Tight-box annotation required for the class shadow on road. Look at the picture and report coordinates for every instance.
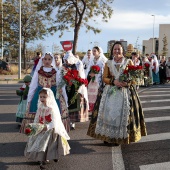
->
[69,140,95,154]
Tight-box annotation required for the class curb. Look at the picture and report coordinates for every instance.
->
[0,80,24,84]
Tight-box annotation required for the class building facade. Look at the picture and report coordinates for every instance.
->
[159,24,170,57]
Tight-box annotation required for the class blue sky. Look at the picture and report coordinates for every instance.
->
[29,0,170,53]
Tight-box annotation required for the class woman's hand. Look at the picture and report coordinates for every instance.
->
[42,125,47,132]
[114,79,127,88]
[89,73,95,77]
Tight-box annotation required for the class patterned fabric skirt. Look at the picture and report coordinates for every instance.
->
[88,81,99,112]
[166,67,170,80]
[69,95,89,123]
[16,100,27,123]
[87,85,147,145]
[24,129,70,161]
[59,95,70,133]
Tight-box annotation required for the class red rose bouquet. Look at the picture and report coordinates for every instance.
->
[63,69,88,89]
[24,123,45,136]
[144,63,150,68]
[119,65,143,83]
[63,69,88,104]
[90,65,100,82]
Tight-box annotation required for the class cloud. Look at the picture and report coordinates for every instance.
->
[94,10,170,30]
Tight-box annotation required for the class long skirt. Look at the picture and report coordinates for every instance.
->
[88,81,99,112]
[67,85,88,123]
[16,100,27,123]
[152,71,160,84]
[166,67,170,80]
[59,95,70,133]
[24,129,70,161]
[87,85,147,145]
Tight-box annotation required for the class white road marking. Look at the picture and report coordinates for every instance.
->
[143,106,170,111]
[145,116,170,122]
[138,132,170,143]
[141,99,170,103]
[140,162,170,170]
[142,91,170,93]
[139,94,170,97]
[112,146,125,170]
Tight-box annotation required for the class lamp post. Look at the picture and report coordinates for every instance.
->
[1,0,3,59]
[151,15,155,53]
[18,0,21,79]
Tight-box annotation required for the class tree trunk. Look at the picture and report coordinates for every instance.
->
[72,25,80,55]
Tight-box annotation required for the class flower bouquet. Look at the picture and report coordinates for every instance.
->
[119,65,143,83]
[144,63,150,68]
[90,65,100,82]
[25,123,45,136]
[63,69,88,104]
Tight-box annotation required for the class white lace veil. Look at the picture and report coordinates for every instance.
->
[82,50,94,64]
[37,88,70,140]
[35,52,56,72]
[152,54,159,73]
[64,51,78,65]
[98,47,108,62]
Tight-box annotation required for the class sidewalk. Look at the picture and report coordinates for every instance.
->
[0,74,25,84]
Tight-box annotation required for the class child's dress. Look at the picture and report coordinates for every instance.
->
[16,84,29,124]
[24,106,70,161]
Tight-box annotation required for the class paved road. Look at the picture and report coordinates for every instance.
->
[0,84,170,170]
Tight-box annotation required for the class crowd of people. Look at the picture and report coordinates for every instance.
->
[14,41,170,169]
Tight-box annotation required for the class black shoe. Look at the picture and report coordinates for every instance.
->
[54,159,59,163]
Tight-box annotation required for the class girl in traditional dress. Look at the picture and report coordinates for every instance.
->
[64,51,89,129]
[151,54,160,84]
[16,75,32,125]
[86,46,107,112]
[88,41,147,145]
[166,57,170,81]
[54,53,70,132]
[82,49,94,77]
[24,88,70,169]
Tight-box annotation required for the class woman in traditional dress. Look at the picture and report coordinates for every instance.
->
[64,51,89,129]
[151,54,160,84]
[88,41,147,145]
[54,53,70,132]
[86,46,107,112]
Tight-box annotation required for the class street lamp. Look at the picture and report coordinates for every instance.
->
[151,15,155,53]
[1,0,3,59]
[18,0,21,79]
